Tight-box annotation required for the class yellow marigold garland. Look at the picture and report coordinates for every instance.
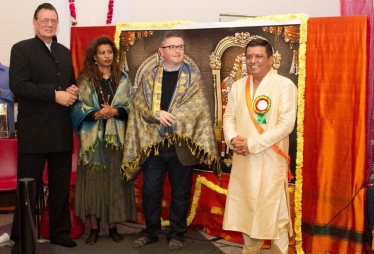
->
[294,14,308,254]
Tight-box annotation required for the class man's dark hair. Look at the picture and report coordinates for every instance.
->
[159,31,184,47]
[33,3,58,20]
[245,38,273,58]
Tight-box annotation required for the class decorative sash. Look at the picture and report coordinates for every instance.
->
[152,66,164,119]
[245,76,293,181]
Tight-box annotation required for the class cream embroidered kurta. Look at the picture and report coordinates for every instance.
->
[222,69,297,239]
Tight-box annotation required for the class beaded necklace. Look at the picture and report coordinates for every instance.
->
[99,78,114,105]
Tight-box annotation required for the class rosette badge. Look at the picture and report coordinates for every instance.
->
[253,95,271,124]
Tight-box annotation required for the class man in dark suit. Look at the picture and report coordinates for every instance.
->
[9,3,78,253]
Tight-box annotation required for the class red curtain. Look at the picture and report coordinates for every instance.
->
[302,16,368,253]
[70,26,115,78]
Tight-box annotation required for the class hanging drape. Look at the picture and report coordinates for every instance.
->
[302,16,368,253]
[341,0,374,181]
[70,26,116,78]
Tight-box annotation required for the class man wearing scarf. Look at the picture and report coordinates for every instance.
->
[122,31,220,251]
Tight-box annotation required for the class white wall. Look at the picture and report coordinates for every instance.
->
[0,0,70,66]
[74,0,131,25]
[0,0,35,67]
[0,0,340,66]
[128,0,340,23]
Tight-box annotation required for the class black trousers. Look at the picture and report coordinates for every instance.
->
[10,151,72,241]
[141,145,193,242]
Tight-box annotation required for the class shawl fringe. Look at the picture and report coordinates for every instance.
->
[121,134,221,181]
[78,135,121,171]
[105,134,123,150]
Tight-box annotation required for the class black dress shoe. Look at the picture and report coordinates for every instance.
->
[51,235,77,248]
[11,241,20,254]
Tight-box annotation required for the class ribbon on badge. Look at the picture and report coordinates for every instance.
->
[253,95,271,124]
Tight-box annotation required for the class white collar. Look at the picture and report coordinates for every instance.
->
[163,64,180,72]
[45,42,52,51]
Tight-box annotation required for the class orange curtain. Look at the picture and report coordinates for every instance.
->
[302,16,368,253]
[70,26,116,78]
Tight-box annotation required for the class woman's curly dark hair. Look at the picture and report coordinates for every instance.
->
[77,36,122,89]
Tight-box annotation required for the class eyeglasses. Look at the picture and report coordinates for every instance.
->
[161,45,185,51]
[38,18,59,25]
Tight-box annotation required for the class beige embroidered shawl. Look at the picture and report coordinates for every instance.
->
[121,62,221,180]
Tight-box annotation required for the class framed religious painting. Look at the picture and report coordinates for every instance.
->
[115,15,307,252]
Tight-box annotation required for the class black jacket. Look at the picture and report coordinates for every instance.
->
[10,36,76,153]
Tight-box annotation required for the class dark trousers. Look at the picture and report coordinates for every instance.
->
[141,145,193,242]
[11,151,72,241]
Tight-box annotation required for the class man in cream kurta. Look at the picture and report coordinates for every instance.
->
[223,38,297,254]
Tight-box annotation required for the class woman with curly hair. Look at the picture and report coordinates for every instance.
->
[72,36,136,245]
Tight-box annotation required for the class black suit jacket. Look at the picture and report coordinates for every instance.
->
[10,36,75,153]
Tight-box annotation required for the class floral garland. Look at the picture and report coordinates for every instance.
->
[106,0,114,25]
[68,0,77,26]
[294,14,308,254]
[221,53,243,157]
[221,53,243,113]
